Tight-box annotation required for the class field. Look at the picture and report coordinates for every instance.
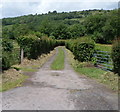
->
[95,44,112,52]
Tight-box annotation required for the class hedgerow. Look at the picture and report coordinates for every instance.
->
[2,39,18,70]
[17,34,65,59]
[65,37,95,62]
[111,38,120,75]
[2,49,20,70]
[2,34,65,70]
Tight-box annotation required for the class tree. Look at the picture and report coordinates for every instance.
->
[102,10,120,43]
[2,39,13,52]
[68,24,85,38]
[51,23,70,39]
[39,19,52,36]
[13,24,30,38]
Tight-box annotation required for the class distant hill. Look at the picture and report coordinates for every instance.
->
[2,9,119,43]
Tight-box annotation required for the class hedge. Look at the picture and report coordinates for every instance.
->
[111,38,120,75]
[65,37,95,62]
[2,34,65,70]
[2,49,20,70]
[17,35,65,59]
[2,39,20,70]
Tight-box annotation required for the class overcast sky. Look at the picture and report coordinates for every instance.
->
[0,0,119,18]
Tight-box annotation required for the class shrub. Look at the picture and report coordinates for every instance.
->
[65,37,95,62]
[17,34,62,59]
[73,42,95,62]
[2,56,10,70]
[2,39,13,52]
[2,52,12,70]
[111,38,120,75]
[2,39,20,70]
[2,48,20,70]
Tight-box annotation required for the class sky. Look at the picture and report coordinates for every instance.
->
[0,0,119,18]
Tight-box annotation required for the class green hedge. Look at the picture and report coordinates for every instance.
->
[2,34,65,70]
[2,39,20,70]
[66,37,95,62]
[17,35,65,59]
[2,49,20,70]
[111,38,120,75]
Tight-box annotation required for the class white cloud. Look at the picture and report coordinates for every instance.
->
[1,0,119,18]
[2,0,120,2]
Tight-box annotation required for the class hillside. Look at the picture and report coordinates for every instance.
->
[2,9,119,43]
[2,9,120,72]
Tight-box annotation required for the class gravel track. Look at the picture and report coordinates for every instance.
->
[2,47,118,110]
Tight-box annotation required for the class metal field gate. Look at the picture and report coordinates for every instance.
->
[93,50,113,71]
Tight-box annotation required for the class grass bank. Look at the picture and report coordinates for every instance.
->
[51,47,65,70]
[0,69,28,92]
[66,48,118,91]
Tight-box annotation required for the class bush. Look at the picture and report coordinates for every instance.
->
[65,37,95,62]
[2,39,13,52]
[2,52,12,70]
[2,48,20,70]
[73,42,95,62]
[17,35,63,59]
[2,39,20,70]
[2,56,10,70]
[111,38,120,75]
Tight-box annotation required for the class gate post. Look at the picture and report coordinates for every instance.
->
[20,48,24,64]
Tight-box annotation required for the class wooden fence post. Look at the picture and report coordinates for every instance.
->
[20,48,24,64]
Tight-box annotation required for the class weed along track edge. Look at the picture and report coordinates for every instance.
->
[51,47,65,70]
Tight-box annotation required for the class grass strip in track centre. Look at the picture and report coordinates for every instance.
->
[51,47,65,70]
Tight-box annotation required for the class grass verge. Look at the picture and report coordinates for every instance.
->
[1,75,28,92]
[66,48,118,91]
[1,49,56,92]
[51,47,65,70]
[0,69,28,92]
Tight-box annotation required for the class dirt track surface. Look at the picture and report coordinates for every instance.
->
[2,47,118,110]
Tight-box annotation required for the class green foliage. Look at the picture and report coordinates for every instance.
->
[2,9,119,71]
[68,24,85,38]
[2,9,119,43]
[2,52,11,70]
[2,39,13,51]
[51,23,70,39]
[84,10,120,43]
[17,34,63,59]
[2,48,20,70]
[66,37,95,62]
[111,38,120,75]
[102,10,120,43]
[74,43,95,62]
[2,39,20,70]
